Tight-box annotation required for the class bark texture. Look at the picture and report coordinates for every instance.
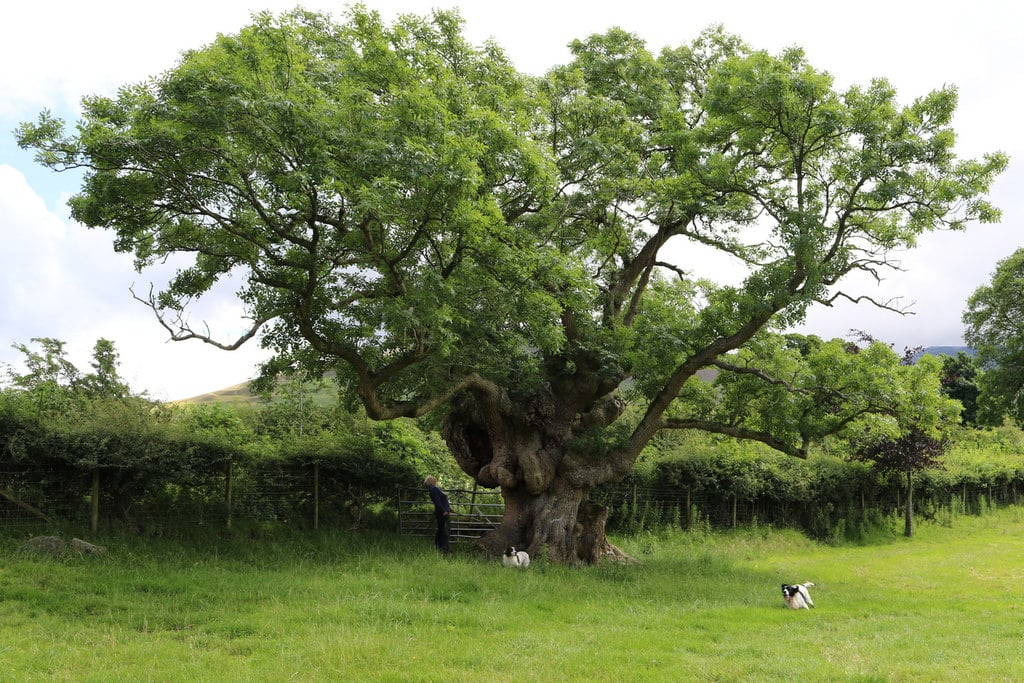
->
[441,386,631,565]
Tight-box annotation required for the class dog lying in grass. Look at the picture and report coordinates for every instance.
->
[781,582,815,609]
[502,545,530,568]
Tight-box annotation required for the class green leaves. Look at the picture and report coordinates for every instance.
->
[963,249,1024,427]
[4,337,136,409]
[664,335,962,458]
[16,9,1004,459]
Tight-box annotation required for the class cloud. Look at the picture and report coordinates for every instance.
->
[0,164,270,400]
[0,166,89,332]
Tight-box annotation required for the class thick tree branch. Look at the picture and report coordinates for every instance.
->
[710,358,809,393]
[663,418,809,458]
[360,371,504,421]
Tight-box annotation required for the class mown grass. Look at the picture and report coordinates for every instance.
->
[3,509,1024,682]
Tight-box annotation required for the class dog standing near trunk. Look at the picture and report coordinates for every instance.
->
[503,545,530,568]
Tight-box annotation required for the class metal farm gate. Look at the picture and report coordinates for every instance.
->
[398,486,503,543]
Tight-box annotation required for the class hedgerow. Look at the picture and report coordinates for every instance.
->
[600,427,1024,540]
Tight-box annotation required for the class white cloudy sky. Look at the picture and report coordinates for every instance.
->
[1,0,1020,400]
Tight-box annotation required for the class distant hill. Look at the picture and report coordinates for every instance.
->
[174,374,340,406]
[175,381,260,405]
[913,346,976,362]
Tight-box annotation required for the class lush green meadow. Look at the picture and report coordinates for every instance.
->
[3,509,1024,682]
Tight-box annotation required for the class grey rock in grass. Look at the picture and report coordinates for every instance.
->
[70,538,107,555]
[21,536,107,557]
[21,535,67,557]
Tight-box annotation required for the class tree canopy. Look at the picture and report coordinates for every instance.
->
[964,249,1024,426]
[4,337,135,409]
[17,7,1005,562]
[939,351,981,425]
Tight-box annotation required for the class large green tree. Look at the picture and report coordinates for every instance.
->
[18,8,1005,563]
[964,249,1024,426]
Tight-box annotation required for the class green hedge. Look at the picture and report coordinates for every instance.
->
[0,392,429,532]
[598,427,1024,540]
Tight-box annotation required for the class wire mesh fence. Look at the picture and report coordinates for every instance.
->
[0,465,397,537]
[3,467,1021,541]
[594,479,1024,538]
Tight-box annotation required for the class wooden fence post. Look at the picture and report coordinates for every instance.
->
[91,470,100,533]
[313,462,320,531]
[685,487,691,528]
[224,460,233,530]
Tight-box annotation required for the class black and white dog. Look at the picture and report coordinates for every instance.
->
[781,582,815,610]
[502,545,530,568]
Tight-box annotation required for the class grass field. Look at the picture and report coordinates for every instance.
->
[3,509,1024,682]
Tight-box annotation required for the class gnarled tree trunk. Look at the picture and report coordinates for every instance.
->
[481,478,619,564]
[441,387,632,565]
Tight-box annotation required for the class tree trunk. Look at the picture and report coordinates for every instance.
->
[476,477,625,565]
[904,469,914,538]
[441,389,632,565]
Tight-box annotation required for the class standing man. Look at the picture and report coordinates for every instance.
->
[424,476,451,554]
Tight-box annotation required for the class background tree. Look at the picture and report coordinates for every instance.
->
[4,338,81,413]
[939,352,981,425]
[4,337,135,407]
[843,347,957,538]
[964,249,1024,426]
[17,8,1005,563]
[853,429,946,537]
[79,339,134,400]
[252,369,339,440]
